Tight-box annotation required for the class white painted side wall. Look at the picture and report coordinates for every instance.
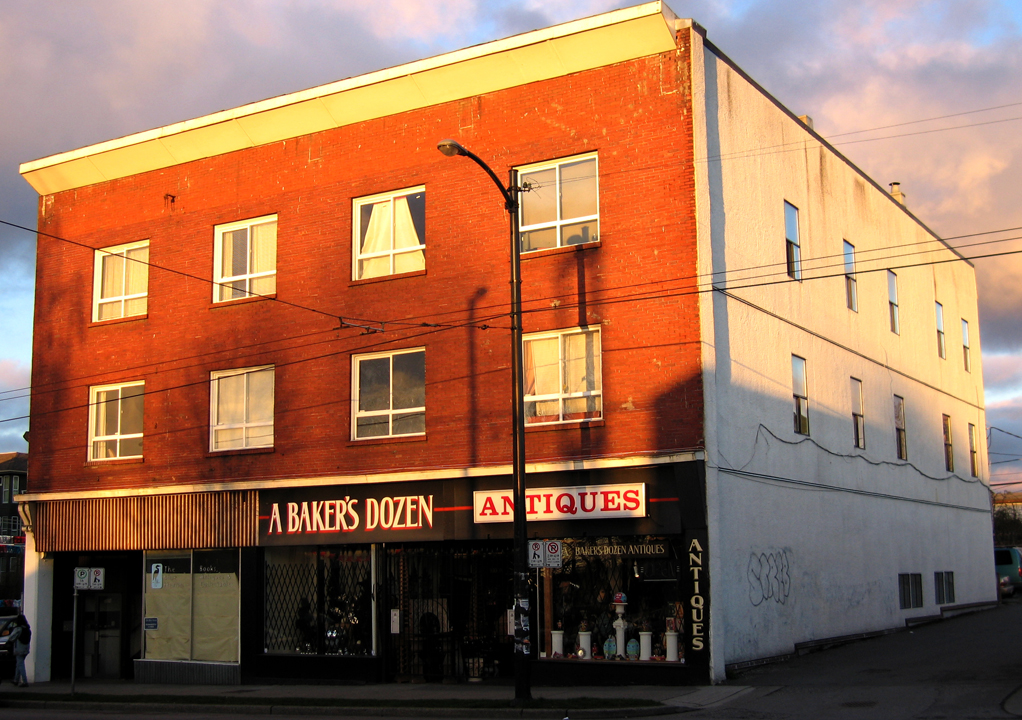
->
[691,28,994,670]
[22,532,54,682]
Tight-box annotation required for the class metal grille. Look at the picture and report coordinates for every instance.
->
[384,542,513,681]
[264,546,373,656]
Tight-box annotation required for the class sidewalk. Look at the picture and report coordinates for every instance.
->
[0,678,750,718]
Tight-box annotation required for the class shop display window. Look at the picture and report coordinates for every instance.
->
[143,549,240,663]
[537,536,685,662]
[264,546,375,656]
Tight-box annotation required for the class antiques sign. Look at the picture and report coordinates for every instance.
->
[473,483,645,524]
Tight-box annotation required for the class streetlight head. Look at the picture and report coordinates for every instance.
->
[437,139,467,157]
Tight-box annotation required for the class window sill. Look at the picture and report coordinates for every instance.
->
[521,241,600,260]
[347,434,426,447]
[209,294,276,309]
[350,269,426,286]
[525,419,604,433]
[89,314,148,328]
[85,457,144,467]
[207,446,275,458]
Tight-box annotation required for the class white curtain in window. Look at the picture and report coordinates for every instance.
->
[393,196,425,273]
[524,337,559,396]
[251,222,277,295]
[101,253,125,300]
[360,201,392,278]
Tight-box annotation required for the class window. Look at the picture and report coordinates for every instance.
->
[353,187,425,280]
[899,573,923,609]
[851,377,865,449]
[784,201,801,280]
[962,319,971,372]
[518,154,598,253]
[934,571,955,605]
[93,240,149,321]
[888,271,899,335]
[213,215,277,302]
[353,349,425,439]
[11,477,18,498]
[843,240,857,311]
[89,382,144,460]
[942,414,954,472]
[524,328,602,425]
[969,423,979,477]
[1,476,7,504]
[935,302,946,359]
[210,367,274,451]
[894,395,907,460]
[264,546,374,657]
[144,550,240,663]
[792,355,809,436]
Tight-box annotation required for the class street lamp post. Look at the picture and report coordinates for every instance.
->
[437,139,531,704]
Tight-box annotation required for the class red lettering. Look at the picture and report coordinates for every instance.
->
[556,493,577,514]
[543,493,554,514]
[526,493,540,515]
[480,497,498,516]
[601,491,621,511]
[623,488,640,512]
[501,496,515,516]
[580,492,599,513]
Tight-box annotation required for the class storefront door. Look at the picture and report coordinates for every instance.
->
[82,593,122,678]
[383,542,513,681]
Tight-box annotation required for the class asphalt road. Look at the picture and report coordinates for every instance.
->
[684,597,1022,719]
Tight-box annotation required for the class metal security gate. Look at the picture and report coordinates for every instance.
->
[383,541,513,681]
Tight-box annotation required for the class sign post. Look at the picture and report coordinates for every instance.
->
[71,567,103,696]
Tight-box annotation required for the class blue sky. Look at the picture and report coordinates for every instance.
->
[1,0,1021,483]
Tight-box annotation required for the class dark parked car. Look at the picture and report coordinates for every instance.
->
[995,547,1022,594]
[0,615,17,678]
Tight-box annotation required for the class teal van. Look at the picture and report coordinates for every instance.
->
[995,547,1022,594]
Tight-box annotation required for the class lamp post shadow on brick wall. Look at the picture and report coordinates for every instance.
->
[437,139,531,704]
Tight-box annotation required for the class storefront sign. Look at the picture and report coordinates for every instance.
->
[573,540,669,557]
[473,483,645,524]
[260,481,447,545]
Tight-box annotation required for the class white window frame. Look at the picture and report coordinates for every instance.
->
[88,381,145,461]
[888,271,900,335]
[935,302,946,359]
[210,366,275,452]
[784,201,801,280]
[851,377,865,449]
[213,215,277,303]
[962,319,971,373]
[518,153,599,253]
[969,423,979,477]
[1,476,7,504]
[942,413,954,472]
[792,355,809,435]
[523,327,603,426]
[352,348,426,440]
[352,186,426,280]
[843,240,857,311]
[894,394,908,460]
[92,240,150,322]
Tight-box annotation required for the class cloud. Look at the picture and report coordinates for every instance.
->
[0,359,30,453]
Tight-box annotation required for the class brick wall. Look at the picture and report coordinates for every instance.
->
[29,39,703,493]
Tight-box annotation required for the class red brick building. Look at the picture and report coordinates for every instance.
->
[18,1,993,686]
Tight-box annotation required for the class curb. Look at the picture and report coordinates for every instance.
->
[0,698,683,718]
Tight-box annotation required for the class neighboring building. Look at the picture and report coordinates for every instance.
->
[0,452,27,612]
[18,2,991,685]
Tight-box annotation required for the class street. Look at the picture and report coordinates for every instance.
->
[683,597,1022,719]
